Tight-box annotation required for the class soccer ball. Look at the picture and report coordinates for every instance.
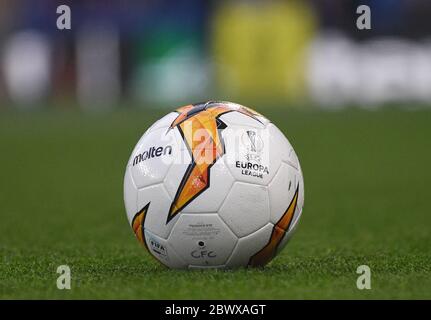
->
[123,101,304,269]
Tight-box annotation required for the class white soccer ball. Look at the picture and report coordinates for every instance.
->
[123,101,304,269]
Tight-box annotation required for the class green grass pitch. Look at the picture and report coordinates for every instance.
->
[0,107,430,299]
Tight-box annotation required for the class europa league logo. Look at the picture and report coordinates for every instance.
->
[242,130,264,162]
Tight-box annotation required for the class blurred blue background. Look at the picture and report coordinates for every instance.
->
[1,0,431,111]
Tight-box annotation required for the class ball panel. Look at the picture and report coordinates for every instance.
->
[219,111,266,129]
[273,171,304,255]
[136,183,178,239]
[168,157,234,213]
[123,166,137,225]
[268,162,298,225]
[216,101,270,126]
[167,213,238,267]
[144,229,188,269]
[275,207,302,256]
[164,117,235,214]
[129,127,178,189]
[218,182,270,238]
[267,123,299,168]
[128,113,178,159]
[146,112,178,133]
[225,223,273,268]
[287,149,300,170]
[296,167,305,222]
[163,127,193,199]
[287,169,304,234]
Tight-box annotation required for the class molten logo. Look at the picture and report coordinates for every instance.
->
[133,145,172,166]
